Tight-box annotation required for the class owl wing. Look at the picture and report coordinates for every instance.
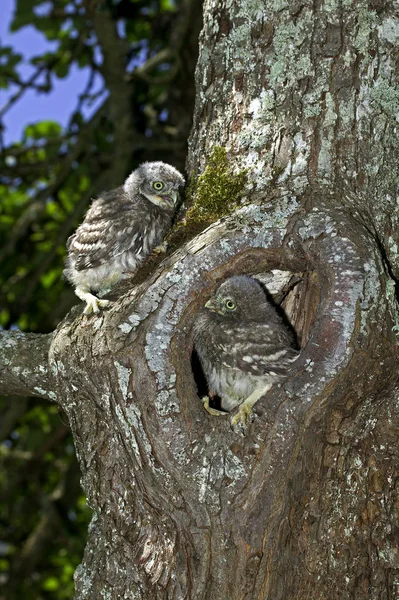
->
[72,218,146,271]
[219,323,298,376]
[68,192,150,271]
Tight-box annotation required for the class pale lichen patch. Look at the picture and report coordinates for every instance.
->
[33,386,57,401]
[378,17,399,43]
[224,449,246,482]
[128,313,142,327]
[114,362,131,398]
[118,322,133,334]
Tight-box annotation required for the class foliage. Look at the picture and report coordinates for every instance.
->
[0,398,90,600]
[0,0,200,597]
[0,0,196,333]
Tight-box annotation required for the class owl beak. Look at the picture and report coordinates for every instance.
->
[158,191,178,208]
[170,190,179,204]
[205,297,219,312]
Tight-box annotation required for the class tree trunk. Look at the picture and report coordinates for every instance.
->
[1,1,399,598]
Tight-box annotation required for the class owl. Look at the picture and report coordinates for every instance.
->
[64,161,185,314]
[194,276,299,431]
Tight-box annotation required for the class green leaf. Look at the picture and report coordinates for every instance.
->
[30,51,58,67]
[17,313,29,330]
[34,17,61,40]
[7,52,23,68]
[0,47,23,85]
[0,46,15,56]
[77,46,93,68]
[0,309,10,326]
[45,201,64,221]
[53,47,73,78]
[42,576,60,591]
[23,120,62,140]
[125,19,151,42]
[10,0,34,32]
[40,269,61,290]
[0,47,23,65]
[160,0,176,11]
[0,216,14,225]
[54,60,70,78]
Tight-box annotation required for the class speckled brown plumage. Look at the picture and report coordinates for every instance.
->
[64,161,184,314]
[194,275,299,431]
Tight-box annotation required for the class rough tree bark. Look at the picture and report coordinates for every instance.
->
[1,1,399,598]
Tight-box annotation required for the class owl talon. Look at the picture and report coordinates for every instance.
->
[152,241,168,255]
[230,404,254,432]
[83,297,110,315]
[202,396,225,417]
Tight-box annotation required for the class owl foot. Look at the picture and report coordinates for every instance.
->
[202,396,225,417]
[83,296,110,315]
[230,404,254,433]
[152,241,168,255]
[75,286,111,315]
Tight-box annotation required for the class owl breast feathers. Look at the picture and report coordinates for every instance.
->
[64,161,184,314]
[194,275,299,431]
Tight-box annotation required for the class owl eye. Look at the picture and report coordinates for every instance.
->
[224,298,236,310]
[153,181,164,191]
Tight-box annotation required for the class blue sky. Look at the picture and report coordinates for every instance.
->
[0,0,104,146]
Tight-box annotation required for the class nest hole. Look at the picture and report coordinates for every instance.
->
[191,349,225,412]
[191,269,320,406]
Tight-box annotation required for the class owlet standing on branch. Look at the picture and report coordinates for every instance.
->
[194,276,299,431]
[64,162,185,314]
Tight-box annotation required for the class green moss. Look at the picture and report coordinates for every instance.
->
[165,147,248,252]
[186,146,248,224]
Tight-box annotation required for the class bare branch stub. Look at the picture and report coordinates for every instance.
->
[0,331,56,400]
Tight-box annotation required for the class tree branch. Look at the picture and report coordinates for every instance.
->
[0,331,57,400]
[0,66,48,118]
[90,4,134,184]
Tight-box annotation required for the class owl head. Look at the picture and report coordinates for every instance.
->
[124,161,185,210]
[204,276,278,322]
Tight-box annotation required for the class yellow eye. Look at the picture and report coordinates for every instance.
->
[153,181,164,191]
[225,299,236,310]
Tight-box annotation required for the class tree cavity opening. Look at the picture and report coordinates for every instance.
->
[190,268,320,406]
